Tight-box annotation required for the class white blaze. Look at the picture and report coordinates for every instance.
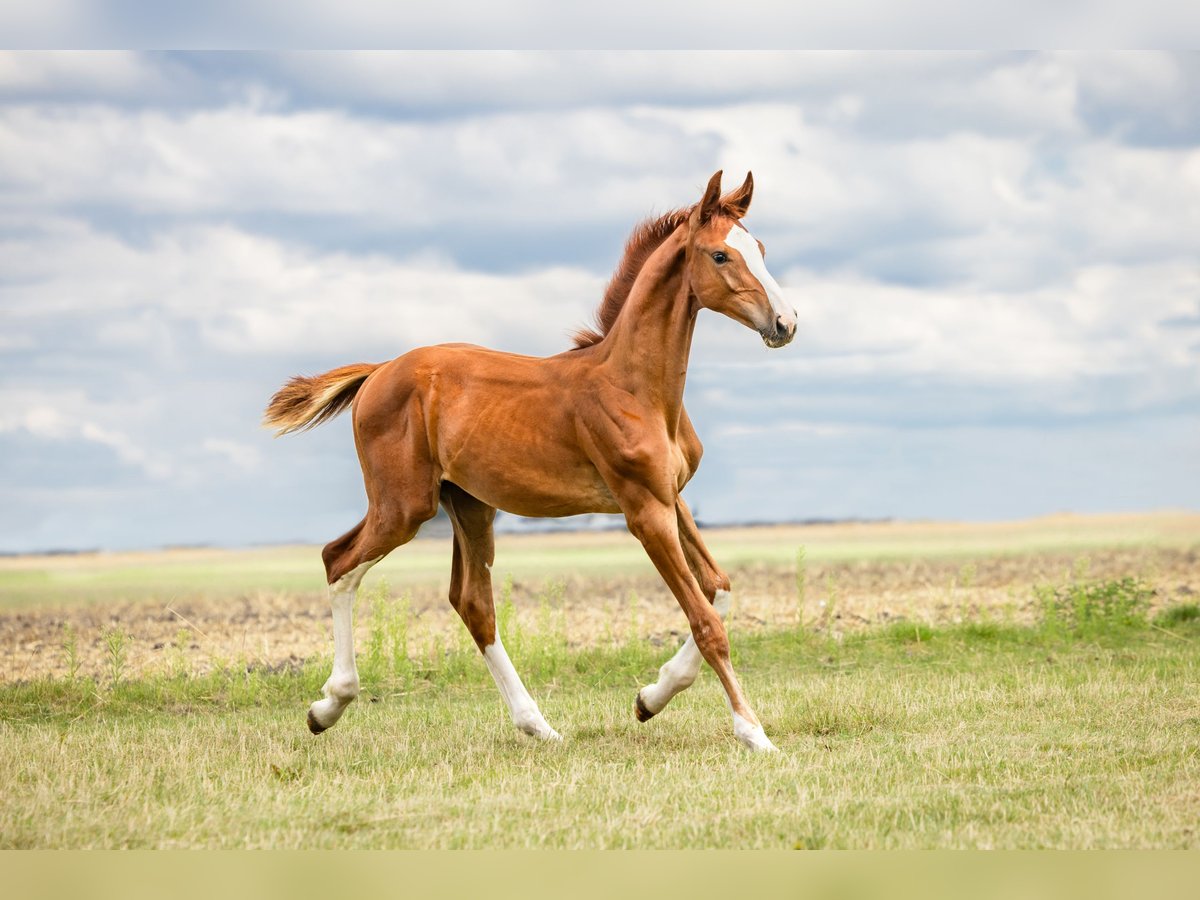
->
[723,224,794,325]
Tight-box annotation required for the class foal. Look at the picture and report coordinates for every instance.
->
[265,171,796,752]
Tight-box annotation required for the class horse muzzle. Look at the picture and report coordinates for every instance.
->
[760,313,797,349]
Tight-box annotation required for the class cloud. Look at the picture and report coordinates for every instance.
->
[0,51,165,97]
[0,217,605,358]
[684,260,1200,454]
[1,51,1198,550]
[0,402,172,480]
[0,218,613,550]
[202,437,263,472]
[7,52,1195,148]
[5,67,1197,294]
[7,6,1192,53]
[0,101,707,224]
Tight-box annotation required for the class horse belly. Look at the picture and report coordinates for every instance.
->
[436,403,621,517]
[449,453,621,518]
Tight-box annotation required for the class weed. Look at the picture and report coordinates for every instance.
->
[795,545,808,627]
[60,623,80,682]
[167,627,193,677]
[1072,556,1092,583]
[791,703,894,738]
[880,620,936,645]
[443,620,476,682]
[101,625,128,684]
[362,582,413,690]
[1035,577,1152,637]
[958,562,977,591]
[1155,603,1199,627]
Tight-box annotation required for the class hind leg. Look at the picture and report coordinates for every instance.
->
[306,523,381,735]
[307,424,441,734]
[441,482,560,741]
[636,497,734,722]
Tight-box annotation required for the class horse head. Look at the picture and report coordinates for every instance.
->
[686,170,797,349]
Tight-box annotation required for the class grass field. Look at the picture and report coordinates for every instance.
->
[2,512,1199,848]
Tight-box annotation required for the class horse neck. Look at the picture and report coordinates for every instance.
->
[599,230,695,429]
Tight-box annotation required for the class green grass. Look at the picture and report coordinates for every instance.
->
[3,593,1198,849]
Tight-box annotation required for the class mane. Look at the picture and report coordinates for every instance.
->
[571,206,692,349]
[572,197,747,349]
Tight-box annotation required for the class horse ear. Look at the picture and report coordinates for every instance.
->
[698,170,723,223]
[724,171,753,218]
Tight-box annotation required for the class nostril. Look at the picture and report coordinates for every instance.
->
[775,315,792,334]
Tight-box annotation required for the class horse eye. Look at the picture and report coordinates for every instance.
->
[711,251,727,264]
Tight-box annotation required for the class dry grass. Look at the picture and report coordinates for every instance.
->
[2,623,1197,849]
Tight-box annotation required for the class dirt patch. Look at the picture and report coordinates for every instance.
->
[3,543,1195,682]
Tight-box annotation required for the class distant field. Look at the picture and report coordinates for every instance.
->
[2,511,1198,848]
[2,510,1197,608]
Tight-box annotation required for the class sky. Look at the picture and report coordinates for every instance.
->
[1,51,1198,552]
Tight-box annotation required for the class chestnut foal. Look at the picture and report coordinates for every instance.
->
[264,171,796,752]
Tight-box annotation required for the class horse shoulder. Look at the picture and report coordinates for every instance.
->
[575,379,677,493]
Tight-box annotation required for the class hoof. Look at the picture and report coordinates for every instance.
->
[306,709,328,735]
[634,692,656,723]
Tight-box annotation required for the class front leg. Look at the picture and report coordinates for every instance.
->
[621,491,776,753]
[636,497,733,720]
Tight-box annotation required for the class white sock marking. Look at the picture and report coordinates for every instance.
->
[639,589,732,716]
[733,712,779,753]
[309,556,381,729]
[483,633,561,741]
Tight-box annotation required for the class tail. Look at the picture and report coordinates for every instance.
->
[263,362,381,436]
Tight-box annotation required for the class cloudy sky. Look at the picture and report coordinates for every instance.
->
[1,51,1198,552]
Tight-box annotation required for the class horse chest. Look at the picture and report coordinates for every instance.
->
[671,442,691,491]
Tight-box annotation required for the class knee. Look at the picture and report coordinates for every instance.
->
[625,505,673,544]
[692,618,729,661]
